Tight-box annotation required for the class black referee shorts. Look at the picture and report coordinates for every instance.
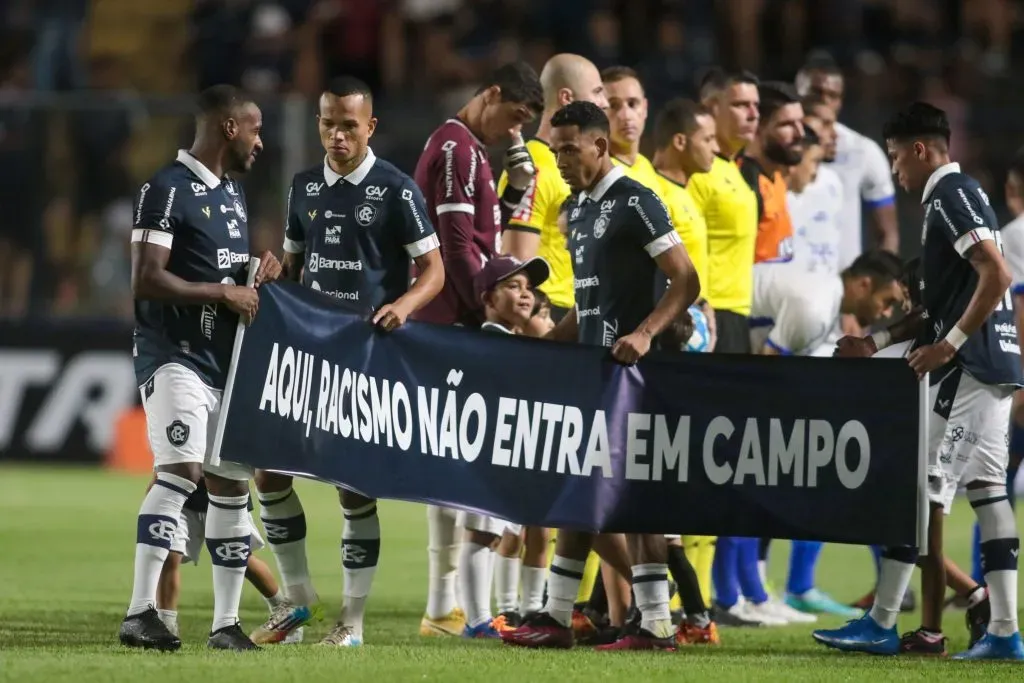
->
[714,309,752,354]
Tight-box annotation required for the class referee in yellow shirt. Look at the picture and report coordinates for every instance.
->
[687,68,760,354]
[498,53,608,322]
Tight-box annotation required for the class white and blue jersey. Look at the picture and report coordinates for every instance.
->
[282,149,439,315]
[917,163,1021,388]
[131,150,252,390]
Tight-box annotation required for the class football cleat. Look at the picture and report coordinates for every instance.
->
[250,601,319,645]
[952,631,1024,660]
[491,612,521,632]
[501,612,574,649]
[675,619,720,646]
[419,607,467,637]
[736,599,787,626]
[463,622,501,639]
[118,608,182,652]
[319,624,363,647]
[966,594,991,648]
[786,589,862,619]
[711,601,761,627]
[208,623,260,650]
[761,597,817,624]
[812,614,899,655]
[898,628,947,656]
[594,626,676,652]
[571,609,598,641]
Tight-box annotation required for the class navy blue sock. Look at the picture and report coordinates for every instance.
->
[737,537,768,603]
[712,537,739,608]
[786,541,823,596]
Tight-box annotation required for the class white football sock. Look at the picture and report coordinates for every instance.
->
[340,501,380,640]
[127,472,196,617]
[869,554,917,629]
[426,505,460,619]
[970,486,1020,637]
[494,554,521,614]
[633,563,673,638]
[264,589,286,612]
[520,565,547,615]
[158,609,179,636]
[459,540,495,628]
[206,493,251,633]
[544,556,585,627]
[259,486,317,606]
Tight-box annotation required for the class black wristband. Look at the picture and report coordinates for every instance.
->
[501,184,526,206]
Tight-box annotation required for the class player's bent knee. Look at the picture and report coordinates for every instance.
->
[156,461,203,483]
[255,469,293,492]
[204,472,249,497]
[339,487,375,508]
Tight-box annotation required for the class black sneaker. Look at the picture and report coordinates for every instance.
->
[899,628,947,655]
[966,594,991,648]
[208,623,260,651]
[119,608,182,652]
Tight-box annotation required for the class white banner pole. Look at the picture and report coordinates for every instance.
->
[917,372,930,555]
[208,257,260,467]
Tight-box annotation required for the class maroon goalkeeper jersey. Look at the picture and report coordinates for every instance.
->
[412,118,502,327]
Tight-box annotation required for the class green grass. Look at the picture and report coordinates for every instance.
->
[0,465,1021,682]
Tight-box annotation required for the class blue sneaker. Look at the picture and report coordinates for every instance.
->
[952,631,1024,660]
[811,614,899,655]
[787,589,863,619]
[463,622,501,639]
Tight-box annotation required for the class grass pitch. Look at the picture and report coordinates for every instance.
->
[1,465,1021,682]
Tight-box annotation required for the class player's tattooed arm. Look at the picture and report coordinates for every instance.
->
[131,242,258,320]
[281,252,304,282]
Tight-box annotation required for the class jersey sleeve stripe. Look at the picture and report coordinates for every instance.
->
[504,222,542,235]
[953,227,994,257]
[644,231,681,258]
[864,195,895,208]
[283,237,305,254]
[437,202,475,215]
[405,233,441,258]
[131,228,173,249]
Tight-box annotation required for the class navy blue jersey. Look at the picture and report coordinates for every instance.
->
[917,163,1021,387]
[283,150,439,314]
[131,151,252,389]
[567,166,682,348]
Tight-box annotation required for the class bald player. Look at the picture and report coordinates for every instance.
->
[499,54,608,322]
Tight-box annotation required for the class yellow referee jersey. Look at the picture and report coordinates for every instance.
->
[497,139,574,309]
[686,155,757,315]
[613,153,661,189]
[655,172,709,291]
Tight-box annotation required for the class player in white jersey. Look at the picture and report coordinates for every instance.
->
[795,56,897,270]
[749,250,903,356]
[788,107,844,277]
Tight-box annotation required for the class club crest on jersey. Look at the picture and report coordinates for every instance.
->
[593,214,609,239]
[201,206,211,219]
[191,182,207,197]
[355,203,378,226]
[365,185,388,200]
[166,420,189,447]
[233,199,247,221]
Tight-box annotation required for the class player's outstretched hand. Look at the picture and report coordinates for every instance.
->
[907,340,955,380]
[611,330,652,365]
[222,285,259,325]
[833,335,876,358]
[504,127,536,191]
[372,302,410,333]
[254,251,283,286]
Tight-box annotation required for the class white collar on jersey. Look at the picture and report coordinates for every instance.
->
[176,149,222,189]
[324,148,377,187]
[921,162,961,204]
[580,164,625,204]
[480,321,515,335]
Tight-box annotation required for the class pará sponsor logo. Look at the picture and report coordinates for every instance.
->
[226,219,241,239]
[575,276,600,289]
[325,225,342,244]
[217,248,250,269]
[307,252,362,273]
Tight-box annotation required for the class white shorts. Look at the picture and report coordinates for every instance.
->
[170,507,266,565]
[928,368,1013,513]
[457,511,520,537]
[140,363,253,482]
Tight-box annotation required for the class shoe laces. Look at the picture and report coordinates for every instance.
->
[321,623,356,645]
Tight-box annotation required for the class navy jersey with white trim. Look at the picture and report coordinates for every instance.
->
[283,149,439,314]
[131,150,251,389]
[568,166,682,348]
[918,163,1021,386]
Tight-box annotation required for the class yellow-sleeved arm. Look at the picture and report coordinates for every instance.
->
[685,171,713,214]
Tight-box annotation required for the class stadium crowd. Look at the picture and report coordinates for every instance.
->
[4,0,1024,664]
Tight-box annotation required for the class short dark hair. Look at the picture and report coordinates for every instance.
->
[699,67,759,101]
[550,101,609,135]
[758,81,800,123]
[844,249,904,288]
[478,61,544,114]
[802,125,820,147]
[798,52,842,78]
[654,98,711,149]
[1008,146,1024,182]
[882,102,951,145]
[197,85,253,118]
[801,92,830,114]
[601,65,640,85]
[531,289,551,317]
[325,76,373,102]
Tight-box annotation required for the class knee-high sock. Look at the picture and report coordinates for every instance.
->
[206,493,252,632]
[970,486,1019,637]
[712,537,739,608]
[259,486,316,605]
[127,472,196,616]
[425,505,459,619]
[868,546,918,629]
[632,564,672,638]
[341,501,380,639]
[494,554,520,615]
[544,556,585,627]
[786,541,824,596]
[737,537,768,603]
[459,540,495,628]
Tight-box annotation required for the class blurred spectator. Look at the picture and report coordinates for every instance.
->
[32,0,88,91]
[192,0,256,89]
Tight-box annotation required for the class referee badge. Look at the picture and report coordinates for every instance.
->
[166,420,190,447]
[593,215,609,239]
[355,203,378,226]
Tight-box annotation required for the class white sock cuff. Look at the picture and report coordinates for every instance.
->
[551,556,587,575]
[154,471,197,498]
[343,501,378,518]
[258,486,295,505]
[209,493,249,508]
[968,485,1008,503]
[632,563,669,579]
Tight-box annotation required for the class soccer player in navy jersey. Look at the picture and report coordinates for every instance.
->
[119,85,282,652]
[250,76,444,648]
[815,103,1023,660]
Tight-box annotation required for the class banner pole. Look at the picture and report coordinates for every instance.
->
[917,372,929,555]
[209,257,260,467]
